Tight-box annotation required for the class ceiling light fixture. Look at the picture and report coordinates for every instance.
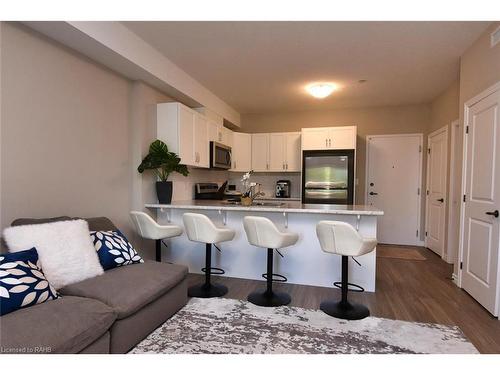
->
[306,83,338,99]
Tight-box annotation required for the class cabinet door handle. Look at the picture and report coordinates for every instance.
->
[266,163,269,170]
[325,139,328,147]
[329,139,332,147]
[286,163,288,170]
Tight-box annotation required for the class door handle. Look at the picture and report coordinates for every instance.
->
[486,210,499,218]
[437,198,444,203]
[369,192,378,196]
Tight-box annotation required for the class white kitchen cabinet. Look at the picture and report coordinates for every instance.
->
[194,113,209,168]
[207,120,219,143]
[252,132,301,172]
[157,102,209,168]
[230,133,252,172]
[269,133,285,171]
[301,126,356,150]
[251,133,270,172]
[285,132,301,171]
[208,121,233,147]
[221,126,233,147]
[269,132,302,172]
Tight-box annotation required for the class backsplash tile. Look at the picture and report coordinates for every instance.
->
[228,172,301,199]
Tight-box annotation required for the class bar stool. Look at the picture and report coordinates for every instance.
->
[316,221,377,320]
[129,211,183,262]
[183,213,235,298]
[243,216,298,307]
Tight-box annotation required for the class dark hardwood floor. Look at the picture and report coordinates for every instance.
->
[186,245,500,353]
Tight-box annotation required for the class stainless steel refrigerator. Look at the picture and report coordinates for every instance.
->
[301,149,355,204]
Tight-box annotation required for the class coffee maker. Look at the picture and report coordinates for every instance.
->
[275,180,291,198]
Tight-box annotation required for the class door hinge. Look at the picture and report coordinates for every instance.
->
[428,148,431,154]
[463,194,466,202]
[426,189,429,196]
[425,231,428,237]
[419,145,422,153]
[417,188,420,195]
[465,126,469,134]
[460,262,463,270]
[416,230,419,237]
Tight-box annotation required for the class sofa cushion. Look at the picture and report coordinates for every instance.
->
[4,220,105,290]
[90,230,144,270]
[59,261,188,319]
[0,248,59,316]
[0,296,116,354]
[11,216,117,232]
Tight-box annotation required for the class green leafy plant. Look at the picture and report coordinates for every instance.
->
[137,139,189,181]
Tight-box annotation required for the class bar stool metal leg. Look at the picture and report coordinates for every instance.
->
[188,243,228,298]
[248,248,291,307]
[320,256,370,320]
[155,239,162,262]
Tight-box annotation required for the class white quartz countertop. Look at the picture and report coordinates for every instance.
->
[145,200,383,216]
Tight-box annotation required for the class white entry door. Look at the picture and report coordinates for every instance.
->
[462,88,500,316]
[366,134,423,245]
[425,126,449,256]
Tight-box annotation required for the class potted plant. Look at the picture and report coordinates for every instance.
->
[137,139,189,204]
[240,170,264,206]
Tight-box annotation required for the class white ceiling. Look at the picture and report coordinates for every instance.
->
[123,21,491,114]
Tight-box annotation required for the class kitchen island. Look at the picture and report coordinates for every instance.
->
[146,200,383,291]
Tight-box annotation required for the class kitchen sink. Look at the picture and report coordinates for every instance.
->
[252,201,284,207]
[222,200,284,207]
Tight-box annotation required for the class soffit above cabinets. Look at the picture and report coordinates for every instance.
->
[22,21,241,127]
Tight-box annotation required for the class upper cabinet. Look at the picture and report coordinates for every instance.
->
[252,132,301,172]
[301,126,357,150]
[269,132,301,172]
[208,120,233,148]
[157,102,209,168]
[230,133,252,172]
[251,133,270,172]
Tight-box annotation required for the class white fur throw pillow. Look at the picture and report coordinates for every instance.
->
[3,219,104,290]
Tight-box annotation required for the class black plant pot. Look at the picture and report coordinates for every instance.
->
[156,181,173,204]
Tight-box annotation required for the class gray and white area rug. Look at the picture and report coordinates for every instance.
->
[131,298,478,354]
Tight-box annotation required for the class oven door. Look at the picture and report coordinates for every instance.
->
[210,141,232,169]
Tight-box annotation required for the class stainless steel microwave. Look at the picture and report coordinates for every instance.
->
[210,141,232,169]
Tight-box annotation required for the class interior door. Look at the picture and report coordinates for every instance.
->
[462,90,500,316]
[425,126,448,256]
[269,134,285,171]
[366,134,423,245]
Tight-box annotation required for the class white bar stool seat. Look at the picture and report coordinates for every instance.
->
[243,216,298,307]
[183,213,235,298]
[129,211,183,262]
[316,221,377,320]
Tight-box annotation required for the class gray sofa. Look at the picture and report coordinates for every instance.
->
[0,216,188,354]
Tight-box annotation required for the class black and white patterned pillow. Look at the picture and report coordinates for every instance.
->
[0,248,58,316]
[90,230,144,270]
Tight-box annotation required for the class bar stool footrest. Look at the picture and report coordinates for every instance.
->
[333,281,364,293]
[262,273,287,283]
[201,267,225,275]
